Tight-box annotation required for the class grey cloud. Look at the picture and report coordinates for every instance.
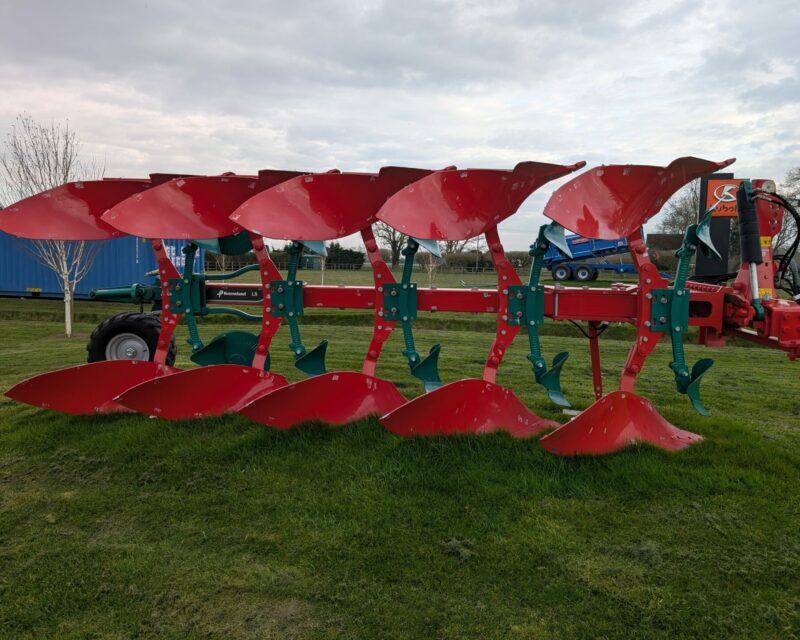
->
[0,0,798,248]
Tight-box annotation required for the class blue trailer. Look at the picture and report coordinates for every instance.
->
[543,233,637,281]
[0,232,203,299]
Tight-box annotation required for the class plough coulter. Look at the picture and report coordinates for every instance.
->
[2,156,799,455]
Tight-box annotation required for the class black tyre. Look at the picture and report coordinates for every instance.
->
[552,264,572,281]
[574,265,595,282]
[86,312,177,365]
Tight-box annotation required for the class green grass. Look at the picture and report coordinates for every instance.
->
[1,294,799,639]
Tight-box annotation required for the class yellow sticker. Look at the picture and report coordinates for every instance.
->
[759,287,773,298]
[760,236,772,248]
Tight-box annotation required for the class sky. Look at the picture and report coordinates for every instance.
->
[0,0,798,249]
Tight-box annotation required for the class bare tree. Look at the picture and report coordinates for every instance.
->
[658,179,700,233]
[1,113,105,337]
[416,251,442,288]
[373,221,405,267]
[439,238,474,255]
[210,252,228,272]
[775,167,799,252]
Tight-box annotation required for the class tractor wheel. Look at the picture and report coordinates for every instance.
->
[574,265,595,282]
[87,312,177,365]
[552,265,572,281]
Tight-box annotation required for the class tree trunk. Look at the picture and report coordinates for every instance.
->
[63,277,74,338]
[391,244,401,267]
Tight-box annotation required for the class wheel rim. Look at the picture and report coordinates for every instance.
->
[577,268,590,280]
[555,267,568,279]
[105,333,150,361]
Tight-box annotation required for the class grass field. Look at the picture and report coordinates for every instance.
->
[1,287,799,639]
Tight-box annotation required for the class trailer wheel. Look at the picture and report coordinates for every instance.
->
[552,265,572,281]
[87,312,177,365]
[590,269,601,281]
[574,265,595,282]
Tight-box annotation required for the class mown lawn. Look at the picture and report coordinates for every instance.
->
[1,297,799,639]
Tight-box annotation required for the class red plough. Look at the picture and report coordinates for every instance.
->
[2,155,799,456]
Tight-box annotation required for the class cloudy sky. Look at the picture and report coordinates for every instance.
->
[1,0,798,249]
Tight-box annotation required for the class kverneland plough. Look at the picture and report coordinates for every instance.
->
[2,157,799,455]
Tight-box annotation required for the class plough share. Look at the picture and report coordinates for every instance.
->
[2,156,799,455]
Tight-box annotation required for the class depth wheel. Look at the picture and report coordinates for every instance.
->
[87,311,177,365]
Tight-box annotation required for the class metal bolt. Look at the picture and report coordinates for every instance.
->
[660,296,668,304]
[674,326,681,332]
[402,284,408,289]
[676,290,683,296]
[642,336,649,343]
[536,362,544,368]
[378,286,383,292]
[402,316,408,321]
[289,312,294,317]
[391,289,397,296]
[659,316,666,323]
[646,293,653,300]
[646,278,652,284]
[501,329,507,336]
[644,320,651,327]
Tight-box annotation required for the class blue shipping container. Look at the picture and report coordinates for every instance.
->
[0,232,204,299]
